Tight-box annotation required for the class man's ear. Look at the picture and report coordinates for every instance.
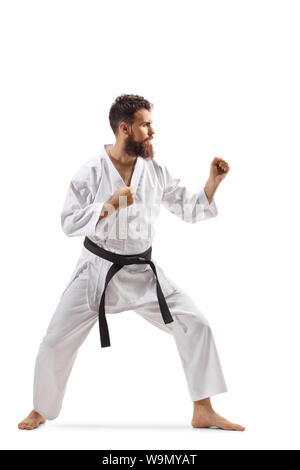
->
[120,122,129,135]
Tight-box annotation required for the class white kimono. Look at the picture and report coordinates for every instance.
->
[59,144,218,312]
[33,144,228,420]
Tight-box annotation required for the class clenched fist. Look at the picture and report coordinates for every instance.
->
[97,186,135,224]
[204,157,230,204]
[110,186,135,210]
[209,157,230,185]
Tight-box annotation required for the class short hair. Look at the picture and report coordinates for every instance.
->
[109,94,153,135]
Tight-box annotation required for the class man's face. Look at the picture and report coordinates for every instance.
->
[123,108,155,159]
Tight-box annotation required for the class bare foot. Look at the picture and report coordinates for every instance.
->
[191,398,245,431]
[18,410,46,430]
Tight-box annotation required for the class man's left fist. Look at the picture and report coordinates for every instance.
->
[210,156,230,185]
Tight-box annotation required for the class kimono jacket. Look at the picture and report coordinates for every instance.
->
[60,144,218,313]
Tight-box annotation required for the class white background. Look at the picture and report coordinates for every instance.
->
[1,0,299,450]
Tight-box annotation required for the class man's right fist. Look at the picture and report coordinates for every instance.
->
[111,186,135,210]
[97,186,135,224]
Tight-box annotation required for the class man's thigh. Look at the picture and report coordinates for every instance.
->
[132,287,210,334]
[42,275,98,347]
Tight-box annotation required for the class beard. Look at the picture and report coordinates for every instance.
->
[124,132,154,159]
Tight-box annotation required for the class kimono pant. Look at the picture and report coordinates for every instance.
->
[33,273,228,420]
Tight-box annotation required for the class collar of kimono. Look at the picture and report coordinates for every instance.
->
[103,143,144,190]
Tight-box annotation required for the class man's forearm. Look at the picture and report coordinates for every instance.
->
[204,179,220,204]
[96,187,135,225]
[96,198,117,224]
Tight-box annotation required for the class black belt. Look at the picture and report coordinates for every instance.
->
[83,237,174,347]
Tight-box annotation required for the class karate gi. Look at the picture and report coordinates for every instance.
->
[33,144,228,420]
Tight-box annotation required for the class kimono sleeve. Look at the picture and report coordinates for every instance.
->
[161,165,218,223]
[61,163,105,237]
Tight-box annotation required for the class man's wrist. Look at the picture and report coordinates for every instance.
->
[106,197,119,211]
[97,199,117,225]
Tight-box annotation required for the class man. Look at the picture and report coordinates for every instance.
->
[18,94,245,431]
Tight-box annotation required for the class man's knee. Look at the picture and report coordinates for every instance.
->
[40,333,68,352]
[192,310,211,329]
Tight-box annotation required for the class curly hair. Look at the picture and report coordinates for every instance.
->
[109,94,153,135]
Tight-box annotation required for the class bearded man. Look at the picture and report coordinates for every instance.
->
[18,94,245,432]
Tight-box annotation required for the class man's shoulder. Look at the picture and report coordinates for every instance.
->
[71,152,105,181]
[144,156,167,174]
[84,152,106,170]
[147,157,175,180]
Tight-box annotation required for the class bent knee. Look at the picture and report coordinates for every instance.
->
[40,334,68,352]
[192,311,211,329]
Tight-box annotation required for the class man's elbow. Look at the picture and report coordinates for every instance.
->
[61,214,75,237]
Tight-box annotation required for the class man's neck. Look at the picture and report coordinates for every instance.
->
[108,143,137,165]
